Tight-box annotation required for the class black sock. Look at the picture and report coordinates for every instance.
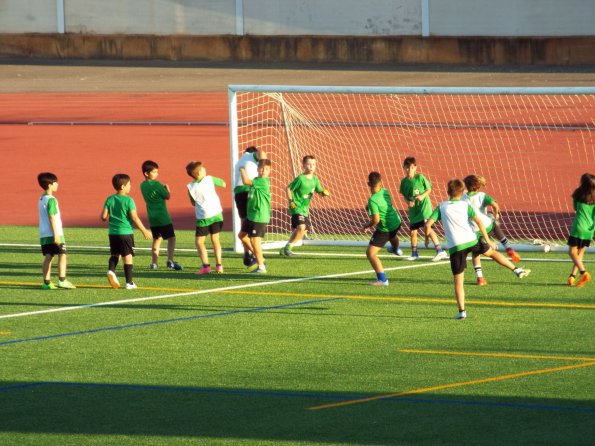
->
[580,270,586,275]
[44,279,51,285]
[108,255,119,271]
[59,276,66,282]
[124,264,133,284]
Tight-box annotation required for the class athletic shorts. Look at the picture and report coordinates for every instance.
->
[41,243,67,256]
[291,213,310,230]
[449,238,490,275]
[410,220,426,231]
[196,221,223,237]
[234,192,249,219]
[109,234,135,257]
[151,223,175,240]
[241,219,267,238]
[369,226,400,248]
[568,236,591,249]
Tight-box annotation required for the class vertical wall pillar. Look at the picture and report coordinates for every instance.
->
[421,0,429,37]
[57,0,65,33]
[235,0,244,35]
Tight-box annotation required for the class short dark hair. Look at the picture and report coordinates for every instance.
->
[245,146,258,153]
[368,171,382,188]
[186,161,203,179]
[112,173,131,191]
[259,159,272,168]
[141,160,159,174]
[403,156,416,168]
[37,172,58,190]
[447,178,466,197]
[302,155,316,165]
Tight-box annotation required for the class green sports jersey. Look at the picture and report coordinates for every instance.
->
[140,179,172,227]
[288,174,323,217]
[247,177,271,224]
[367,188,402,232]
[399,173,433,224]
[570,199,595,240]
[103,194,136,235]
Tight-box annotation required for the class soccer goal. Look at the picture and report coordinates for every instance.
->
[228,86,595,253]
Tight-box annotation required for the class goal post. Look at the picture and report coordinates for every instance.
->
[228,85,595,253]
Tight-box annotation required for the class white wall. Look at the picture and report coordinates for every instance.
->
[0,0,57,33]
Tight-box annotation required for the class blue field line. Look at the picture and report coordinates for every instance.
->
[1,381,593,414]
[0,297,342,348]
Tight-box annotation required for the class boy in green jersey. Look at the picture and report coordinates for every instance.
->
[399,156,446,262]
[280,155,330,256]
[102,174,152,289]
[186,161,226,274]
[140,160,182,270]
[238,159,272,274]
[426,179,530,320]
[37,172,76,290]
[362,172,403,286]
[567,173,595,287]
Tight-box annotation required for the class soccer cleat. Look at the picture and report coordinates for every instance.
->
[250,266,267,274]
[455,310,467,320]
[387,246,403,256]
[506,247,521,263]
[41,282,58,290]
[567,276,576,286]
[404,252,419,261]
[166,260,183,270]
[370,280,389,286]
[246,260,259,272]
[279,246,295,257]
[196,266,211,275]
[242,251,254,266]
[107,271,120,289]
[477,277,488,286]
[125,282,138,290]
[432,250,448,262]
[576,272,591,288]
[215,265,224,274]
[58,279,76,289]
[515,268,531,279]
[149,263,158,270]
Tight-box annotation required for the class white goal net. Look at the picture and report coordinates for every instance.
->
[229,86,595,253]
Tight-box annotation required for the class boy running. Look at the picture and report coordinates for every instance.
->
[426,179,531,320]
[280,155,330,256]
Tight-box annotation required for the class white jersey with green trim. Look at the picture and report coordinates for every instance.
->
[433,200,477,252]
[187,176,223,220]
[234,152,259,189]
[462,191,494,232]
[38,194,63,239]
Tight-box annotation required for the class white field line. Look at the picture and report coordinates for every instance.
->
[0,262,444,320]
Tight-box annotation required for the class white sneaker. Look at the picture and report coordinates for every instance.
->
[404,253,419,261]
[149,263,158,270]
[125,282,138,290]
[387,246,403,256]
[107,271,120,289]
[455,310,467,320]
[515,268,531,279]
[370,280,389,286]
[432,250,448,262]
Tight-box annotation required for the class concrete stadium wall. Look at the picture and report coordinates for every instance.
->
[0,0,593,37]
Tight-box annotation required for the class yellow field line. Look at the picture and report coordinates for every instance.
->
[308,361,595,411]
[399,349,595,362]
[0,331,13,335]
[2,281,594,310]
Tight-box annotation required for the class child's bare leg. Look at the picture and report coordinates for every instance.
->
[366,245,383,273]
[151,237,163,265]
[211,233,222,266]
[453,272,465,311]
[289,225,307,245]
[195,235,209,265]
[485,248,515,271]
[410,229,418,248]
[42,255,53,281]
[251,236,264,266]
[569,246,586,274]
[166,236,176,262]
[239,231,254,255]
[58,253,67,279]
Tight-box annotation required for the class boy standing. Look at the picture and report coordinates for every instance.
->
[233,146,267,265]
[238,159,272,274]
[186,161,226,274]
[280,155,330,256]
[37,172,75,290]
[101,174,152,289]
[426,179,531,320]
[399,156,447,262]
[362,172,403,286]
[140,160,182,270]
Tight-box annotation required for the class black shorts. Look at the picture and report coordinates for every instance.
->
[109,234,135,257]
[369,227,400,248]
[410,220,425,231]
[568,236,591,249]
[151,223,175,240]
[241,219,267,238]
[196,221,223,237]
[41,243,67,256]
[235,192,249,219]
[291,214,310,230]
[449,238,490,275]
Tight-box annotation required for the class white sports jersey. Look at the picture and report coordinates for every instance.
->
[234,152,259,188]
[432,200,477,253]
[462,191,494,232]
[187,176,223,220]
[39,194,63,239]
